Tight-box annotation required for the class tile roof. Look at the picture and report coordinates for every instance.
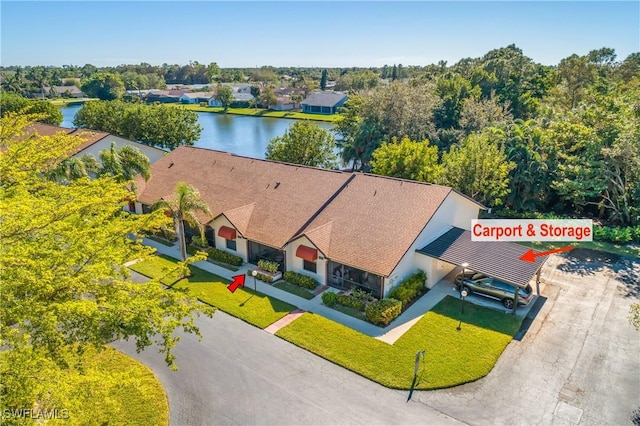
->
[21,124,106,155]
[69,129,110,154]
[134,147,352,248]
[301,91,347,107]
[298,174,452,276]
[416,227,547,288]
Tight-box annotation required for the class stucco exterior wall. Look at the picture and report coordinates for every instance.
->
[73,135,167,165]
[285,236,328,285]
[211,216,248,262]
[384,191,481,293]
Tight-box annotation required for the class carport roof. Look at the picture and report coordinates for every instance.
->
[416,227,547,288]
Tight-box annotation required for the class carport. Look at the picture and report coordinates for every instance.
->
[416,227,549,314]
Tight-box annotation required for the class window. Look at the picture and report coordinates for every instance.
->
[226,239,237,251]
[303,259,316,273]
[128,202,136,212]
[142,204,152,214]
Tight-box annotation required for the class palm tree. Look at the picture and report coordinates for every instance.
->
[99,142,151,191]
[152,182,212,262]
[50,154,100,184]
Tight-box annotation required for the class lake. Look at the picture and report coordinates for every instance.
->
[60,105,334,159]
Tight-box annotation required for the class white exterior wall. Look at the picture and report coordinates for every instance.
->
[383,192,481,294]
[73,135,167,165]
[272,103,295,111]
[210,216,248,262]
[208,98,222,107]
[179,94,197,104]
[285,236,328,285]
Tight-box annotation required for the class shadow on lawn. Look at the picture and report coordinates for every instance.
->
[434,296,523,336]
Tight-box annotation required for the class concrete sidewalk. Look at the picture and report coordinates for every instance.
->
[142,238,508,341]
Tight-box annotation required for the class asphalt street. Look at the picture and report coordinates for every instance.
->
[114,252,640,425]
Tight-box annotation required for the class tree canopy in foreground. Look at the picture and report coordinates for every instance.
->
[0,113,212,413]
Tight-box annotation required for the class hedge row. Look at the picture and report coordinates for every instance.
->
[206,247,244,266]
[283,271,318,290]
[388,270,426,308]
[365,298,402,326]
[248,270,273,283]
[257,259,280,274]
[593,225,640,244]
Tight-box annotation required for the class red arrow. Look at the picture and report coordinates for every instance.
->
[520,245,574,262]
[227,274,246,293]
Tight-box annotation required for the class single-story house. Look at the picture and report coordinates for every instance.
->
[208,92,255,108]
[25,123,167,165]
[179,92,214,104]
[301,91,348,114]
[145,90,185,103]
[48,85,84,98]
[131,147,547,299]
[271,97,296,111]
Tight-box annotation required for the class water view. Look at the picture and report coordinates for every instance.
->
[60,105,334,159]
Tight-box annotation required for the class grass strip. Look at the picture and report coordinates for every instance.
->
[273,280,315,300]
[276,296,522,390]
[130,255,294,328]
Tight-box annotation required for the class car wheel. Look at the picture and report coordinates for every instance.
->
[503,298,514,309]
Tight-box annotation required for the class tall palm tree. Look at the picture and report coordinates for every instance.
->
[99,142,151,191]
[152,182,212,262]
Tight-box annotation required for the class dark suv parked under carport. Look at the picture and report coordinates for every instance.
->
[455,272,533,309]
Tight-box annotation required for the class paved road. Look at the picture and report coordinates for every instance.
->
[115,252,640,425]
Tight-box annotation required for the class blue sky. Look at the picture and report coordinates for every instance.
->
[1,1,638,67]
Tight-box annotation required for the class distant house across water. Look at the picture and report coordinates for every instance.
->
[301,91,347,114]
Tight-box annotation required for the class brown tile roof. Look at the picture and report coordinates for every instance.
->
[298,174,453,276]
[135,146,352,248]
[24,123,75,138]
[22,124,109,155]
[69,129,110,154]
[417,227,547,288]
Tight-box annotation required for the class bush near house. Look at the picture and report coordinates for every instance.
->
[283,271,318,290]
[388,270,427,309]
[257,259,280,274]
[365,298,402,326]
[206,247,243,266]
[191,235,208,248]
[322,291,338,306]
[593,225,640,244]
[248,270,274,283]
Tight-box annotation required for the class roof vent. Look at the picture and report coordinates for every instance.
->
[168,162,174,168]
[274,181,281,189]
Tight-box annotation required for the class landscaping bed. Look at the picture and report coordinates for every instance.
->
[276,295,522,390]
[129,254,295,328]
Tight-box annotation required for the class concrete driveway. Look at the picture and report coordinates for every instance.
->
[115,251,639,425]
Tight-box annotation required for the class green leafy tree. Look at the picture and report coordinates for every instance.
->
[152,183,212,262]
[371,136,442,183]
[81,72,126,100]
[0,92,63,125]
[259,87,278,110]
[320,69,328,91]
[50,154,100,183]
[74,100,201,150]
[215,85,234,111]
[250,85,261,109]
[441,131,515,207]
[0,113,212,411]
[265,120,337,168]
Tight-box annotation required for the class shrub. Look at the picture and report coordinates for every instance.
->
[389,270,426,308]
[283,271,318,289]
[207,247,243,266]
[593,225,640,244]
[336,294,366,312]
[248,270,273,283]
[191,235,209,248]
[257,259,280,274]
[199,102,208,107]
[322,291,338,307]
[365,298,402,326]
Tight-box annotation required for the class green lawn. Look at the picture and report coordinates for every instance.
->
[129,255,295,328]
[169,104,339,122]
[50,98,94,106]
[273,280,315,300]
[276,296,522,390]
[520,240,638,259]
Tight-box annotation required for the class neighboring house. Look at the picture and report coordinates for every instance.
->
[132,147,546,299]
[47,85,84,98]
[208,92,255,108]
[271,96,295,111]
[179,92,214,104]
[25,123,167,165]
[301,91,348,114]
[145,90,185,103]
